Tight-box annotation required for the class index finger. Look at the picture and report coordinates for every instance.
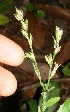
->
[0,34,24,66]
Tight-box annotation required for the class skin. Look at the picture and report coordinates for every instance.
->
[0,34,24,97]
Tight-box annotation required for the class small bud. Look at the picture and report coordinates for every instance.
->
[15,8,23,21]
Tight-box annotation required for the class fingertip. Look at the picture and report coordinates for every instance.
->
[0,67,17,97]
[0,34,24,66]
[12,47,24,66]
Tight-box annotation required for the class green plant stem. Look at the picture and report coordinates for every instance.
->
[47,66,52,88]
[15,8,63,112]
[47,52,56,88]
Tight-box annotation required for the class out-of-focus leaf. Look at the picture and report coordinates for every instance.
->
[27,99,38,112]
[0,0,12,14]
[67,62,70,67]
[27,13,45,50]
[0,15,9,25]
[62,66,70,76]
[35,10,45,18]
[57,98,70,112]
[25,3,34,11]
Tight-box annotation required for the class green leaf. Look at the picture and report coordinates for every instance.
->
[44,97,60,110]
[0,15,9,25]
[67,61,70,67]
[57,98,70,112]
[35,10,45,18]
[27,99,38,112]
[45,103,57,112]
[25,3,34,11]
[39,81,60,112]
[0,0,12,14]
[48,81,60,98]
[62,66,70,76]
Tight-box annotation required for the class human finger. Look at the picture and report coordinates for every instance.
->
[0,34,24,66]
[0,66,17,97]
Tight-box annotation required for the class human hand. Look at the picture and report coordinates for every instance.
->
[0,34,24,97]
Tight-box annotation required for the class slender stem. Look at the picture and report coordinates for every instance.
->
[47,67,52,88]
[47,53,56,89]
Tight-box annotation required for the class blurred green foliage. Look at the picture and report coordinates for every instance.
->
[62,61,70,76]
[0,0,13,14]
